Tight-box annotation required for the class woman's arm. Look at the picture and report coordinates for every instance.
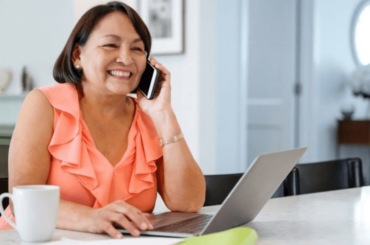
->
[138,57,206,212]
[154,112,206,212]
[8,89,152,238]
[9,89,54,194]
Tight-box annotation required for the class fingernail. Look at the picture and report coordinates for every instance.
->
[149,224,154,229]
[116,233,123,239]
[141,222,148,229]
[134,229,140,236]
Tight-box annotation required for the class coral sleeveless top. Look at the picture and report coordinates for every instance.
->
[0,83,163,230]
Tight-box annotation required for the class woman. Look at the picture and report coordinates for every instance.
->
[0,1,205,238]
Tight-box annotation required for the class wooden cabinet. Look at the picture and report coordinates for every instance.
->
[337,120,370,145]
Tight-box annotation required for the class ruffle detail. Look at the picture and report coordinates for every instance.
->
[115,104,162,195]
[37,84,162,207]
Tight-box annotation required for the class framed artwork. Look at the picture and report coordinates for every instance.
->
[73,0,184,55]
[139,0,184,55]
[73,0,139,24]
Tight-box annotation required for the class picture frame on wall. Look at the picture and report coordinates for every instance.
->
[73,0,184,55]
[139,0,184,55]
[73,0,139,24]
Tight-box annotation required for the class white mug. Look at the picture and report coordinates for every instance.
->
[0,185,60,242]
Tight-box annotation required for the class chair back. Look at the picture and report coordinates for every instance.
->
[0,143,9,178]
[0,177,8,214]
[0,142,9,214]
[285,158,363,195]
[204,173,284,206]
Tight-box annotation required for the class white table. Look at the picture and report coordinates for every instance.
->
[1,187,370,244]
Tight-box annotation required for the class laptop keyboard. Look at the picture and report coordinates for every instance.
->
[152,214,213,234]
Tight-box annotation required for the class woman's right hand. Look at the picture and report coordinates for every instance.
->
[89,200,153,238]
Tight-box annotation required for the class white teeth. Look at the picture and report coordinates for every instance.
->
[109,70,131,77]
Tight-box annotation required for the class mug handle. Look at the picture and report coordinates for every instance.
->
[0,193,17,229]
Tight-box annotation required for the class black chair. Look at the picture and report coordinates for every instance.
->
[0,143,9,178]
[0,177,8,215]
[284,158,363,196]
[0,142,9,215]
[204,173,284,206]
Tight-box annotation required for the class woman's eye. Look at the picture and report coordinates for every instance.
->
[132,47,144,53]
[103,44,117,48]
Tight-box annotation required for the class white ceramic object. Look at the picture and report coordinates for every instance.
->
[0,69,12,93]
[0,185,60,242]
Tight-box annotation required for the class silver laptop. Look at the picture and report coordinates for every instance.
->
[118,147,307,238]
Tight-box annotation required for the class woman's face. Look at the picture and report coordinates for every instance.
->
[76,12,147,95]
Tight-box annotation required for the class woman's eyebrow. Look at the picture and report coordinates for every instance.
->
[101,34,121,40]
[132,38,144,43]
[100,35,143,44]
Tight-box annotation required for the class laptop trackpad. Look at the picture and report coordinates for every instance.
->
[148,212,202,229]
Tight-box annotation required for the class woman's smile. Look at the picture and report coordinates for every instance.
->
[107,69,132,80]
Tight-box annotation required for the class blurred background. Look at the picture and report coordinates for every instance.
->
[1,0,370,210]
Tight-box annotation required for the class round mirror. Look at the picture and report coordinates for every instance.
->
[351,0,370,66]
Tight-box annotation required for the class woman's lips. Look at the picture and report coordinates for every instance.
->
[107,70,132,80]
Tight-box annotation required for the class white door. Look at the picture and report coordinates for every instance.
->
[247,0,297,166]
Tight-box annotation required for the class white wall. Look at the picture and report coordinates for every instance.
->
[214,0,246,173]
[154,0,203,172]
[159,0,245,175]
[198,0,217,174]
[0,0,74,93]
[0,0,74,123]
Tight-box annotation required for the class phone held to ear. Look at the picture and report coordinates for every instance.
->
[132,60,160,100]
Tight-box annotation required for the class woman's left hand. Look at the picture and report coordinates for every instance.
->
[137,57,172,118]
[137,57,206,212]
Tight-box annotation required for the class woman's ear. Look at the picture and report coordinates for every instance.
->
[72,44,82,66]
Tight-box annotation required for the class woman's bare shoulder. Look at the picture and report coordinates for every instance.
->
[24,88,52,107]
[15,89,54,135]
[21,89,54,121]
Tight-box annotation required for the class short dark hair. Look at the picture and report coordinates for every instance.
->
[53,1,151,85]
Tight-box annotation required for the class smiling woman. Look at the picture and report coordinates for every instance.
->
[0,1,205,239]
[70,12,147,96]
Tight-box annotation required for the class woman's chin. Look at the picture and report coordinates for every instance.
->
[105,84,135,96]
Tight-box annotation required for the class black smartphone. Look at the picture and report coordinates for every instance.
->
[131,60,160,100]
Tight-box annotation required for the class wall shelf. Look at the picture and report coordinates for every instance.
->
[0,94,27,125]
[0,94,27,101]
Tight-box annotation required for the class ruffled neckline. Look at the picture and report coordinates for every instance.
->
[78,97,137,169]
[38,83,162,207]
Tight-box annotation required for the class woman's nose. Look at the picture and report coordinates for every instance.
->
[116,49,133,66]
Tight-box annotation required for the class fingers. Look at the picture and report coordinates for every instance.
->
[150,57,171,83]
[94,201,154,239]
[110,212,141,237]
[103,221,124,239]
[112,202,153,231]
